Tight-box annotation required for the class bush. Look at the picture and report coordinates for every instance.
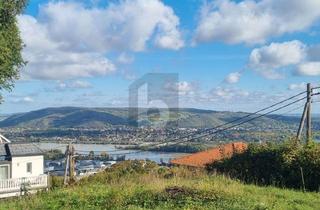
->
[50,176,64,189]
[207,141,320,191]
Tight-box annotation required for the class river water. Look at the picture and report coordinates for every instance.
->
[36,143,187,163]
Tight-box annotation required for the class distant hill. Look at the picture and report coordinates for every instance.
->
[0,107,304,130]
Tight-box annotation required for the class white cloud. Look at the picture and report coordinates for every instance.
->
[194,0,320,45]
[248,40,306,79]
[69,80,92,89]
[117,53,135,64]
[36,0,183,52]
[165,81,197,96]
[224,72,241,84]
[210,87,249,100]
[176,81,195,95]
[296,62,320,76]
[288,82,307,91]
[10,96,34,104]
[18,0,184,80]
[19,15,116,80]
[54,80,92,91]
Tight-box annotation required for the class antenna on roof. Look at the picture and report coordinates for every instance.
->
[0,134,11,143]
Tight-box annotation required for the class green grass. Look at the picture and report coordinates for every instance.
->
[2,161,320,210]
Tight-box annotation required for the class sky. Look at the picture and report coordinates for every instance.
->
[1,0,320,114]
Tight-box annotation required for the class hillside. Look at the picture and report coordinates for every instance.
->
[2,161,320,210]
[0,106,301,129]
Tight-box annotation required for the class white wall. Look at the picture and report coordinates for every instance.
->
[11,156,44,178]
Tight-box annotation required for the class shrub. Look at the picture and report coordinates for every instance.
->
[207,141,320,191]
[50,176,64,189]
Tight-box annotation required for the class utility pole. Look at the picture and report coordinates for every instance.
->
[63,143,75,185]
[297,102,308,142]
[63,144,70,185]
[306,83,312,144]
[68,144,75,183]
[297,83,313,144]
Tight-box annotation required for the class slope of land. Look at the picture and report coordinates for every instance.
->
[0,106,302,129]
[2,161,320,210]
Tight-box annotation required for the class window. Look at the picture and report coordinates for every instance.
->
[0,165,9,179]
[27,162,32,174]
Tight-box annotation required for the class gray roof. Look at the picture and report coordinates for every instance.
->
[0,143,43,158]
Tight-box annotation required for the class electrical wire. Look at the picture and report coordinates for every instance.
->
[74,96,308,156]
[169,90,307,141]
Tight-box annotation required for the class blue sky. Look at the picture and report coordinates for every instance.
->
[1,0,320,114]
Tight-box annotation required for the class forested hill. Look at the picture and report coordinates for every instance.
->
[0,106,304,130]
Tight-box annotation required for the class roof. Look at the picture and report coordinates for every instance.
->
[170,142,248,168]
[0,143,44,159]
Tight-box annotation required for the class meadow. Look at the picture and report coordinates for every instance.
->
[2,160,320,210]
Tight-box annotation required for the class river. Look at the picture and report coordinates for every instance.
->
[36,143,187,163]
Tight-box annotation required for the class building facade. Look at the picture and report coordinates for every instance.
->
[0,143,48,198]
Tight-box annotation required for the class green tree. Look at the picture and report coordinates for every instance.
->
[0,0,27,100]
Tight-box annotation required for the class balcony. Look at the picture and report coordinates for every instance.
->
[0,175,48,198]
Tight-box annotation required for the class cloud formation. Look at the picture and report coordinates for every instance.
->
[224,72,241,84]
[210,87,249,100]
[35,0,183,52]
[296,62,320,76]
[117,53,135,64]
[19,0,184,80]
[10,96,34,104]
[166,81,197,96]
[194,0,320,45]
[288,82,307,91]
[249,40,306,79]
[246,40,320,78]
[53,80,93,91]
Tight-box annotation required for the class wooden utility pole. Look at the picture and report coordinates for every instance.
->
[297,102,309,141]
[306,83,312,143]
[297,83,313,144]
[68,144,75,183]
[63,144,70,185]
[63,143,75,185]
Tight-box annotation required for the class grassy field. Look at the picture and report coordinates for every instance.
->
[2,161,320,210]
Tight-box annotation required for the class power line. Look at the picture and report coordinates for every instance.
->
[40,91,309,156]
[43,91,310,157]
[76,95,307,157]
[138,96,307,149]
[193,91,306,134]
[185,96,307,142]
[312,92,320,96]
[241,103,306,132]
[137,91,307,148]
[144,94,308,147]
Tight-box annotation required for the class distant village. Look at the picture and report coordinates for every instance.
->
[0,124,304,145]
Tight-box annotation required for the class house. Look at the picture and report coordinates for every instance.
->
[170,142,247,168]
[0,143,48,198]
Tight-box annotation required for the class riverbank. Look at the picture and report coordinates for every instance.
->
[37,142,188,164]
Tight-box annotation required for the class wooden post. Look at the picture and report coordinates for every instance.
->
[297,102,309,142]
[63,144,70,186]
[300,167,306,192]
[69,144,75,183]
[306,83,312,144]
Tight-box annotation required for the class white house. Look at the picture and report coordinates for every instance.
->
[0,143,48,198]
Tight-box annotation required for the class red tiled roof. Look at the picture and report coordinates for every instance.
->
[170,142,248,167]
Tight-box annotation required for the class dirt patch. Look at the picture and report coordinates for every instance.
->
[165,186,194,198]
